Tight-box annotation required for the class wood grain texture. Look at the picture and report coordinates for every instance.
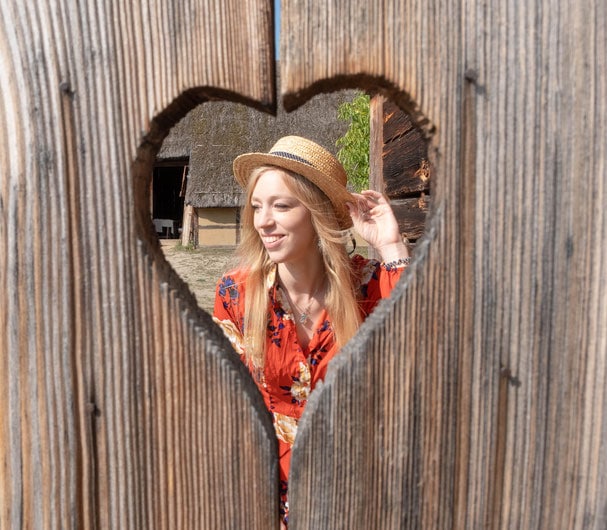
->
[0,0,278,528]
[381,99,430,199]
[391,196,430,241]
[1,0,606,528]
[283,0,607,528]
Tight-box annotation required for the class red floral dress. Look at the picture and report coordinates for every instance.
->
[213,254,407,526]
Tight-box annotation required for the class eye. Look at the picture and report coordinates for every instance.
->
[274,203,290,210]
[251,203,261,211]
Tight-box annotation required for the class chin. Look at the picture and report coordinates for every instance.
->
[267,251,300,265]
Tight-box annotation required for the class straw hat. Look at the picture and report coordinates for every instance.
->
[233,136,355,229]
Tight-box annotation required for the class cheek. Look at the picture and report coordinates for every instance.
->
[251,211,263,231]
[294,214,316,241]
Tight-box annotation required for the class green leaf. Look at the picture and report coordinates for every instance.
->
[335,93,370,192]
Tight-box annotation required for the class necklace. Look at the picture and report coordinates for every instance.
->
[283,282,324,325]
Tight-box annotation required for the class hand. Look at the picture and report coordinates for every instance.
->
[346,190,409,261]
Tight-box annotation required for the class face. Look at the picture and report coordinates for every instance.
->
[250,169,318,265]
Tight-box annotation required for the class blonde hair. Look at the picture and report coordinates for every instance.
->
[235,166,362,367]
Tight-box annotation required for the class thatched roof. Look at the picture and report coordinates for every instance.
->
[156,108,196,160]
[157,74,357,208]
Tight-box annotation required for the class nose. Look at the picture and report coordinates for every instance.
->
[254,205,274,229]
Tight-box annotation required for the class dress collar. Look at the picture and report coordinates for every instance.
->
[266,264,295,321]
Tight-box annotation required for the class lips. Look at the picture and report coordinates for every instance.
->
[262,235,284,248]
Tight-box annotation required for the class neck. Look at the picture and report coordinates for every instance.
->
[277,254,325,296]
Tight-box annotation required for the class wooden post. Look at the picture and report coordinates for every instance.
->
[368,94,386,260]
[180,204,196,247]
[369,94,385,193]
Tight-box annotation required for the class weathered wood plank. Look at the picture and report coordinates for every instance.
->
[1,0,606,529]
[383,101,416,142]
[368,94,385,192]
[381,99,431,200]
[283,0,607,528]
[383,137,430,197]
[0,0,279,528]
[390,196,431,241]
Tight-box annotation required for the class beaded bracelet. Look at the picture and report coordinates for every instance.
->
[381,256,411,271]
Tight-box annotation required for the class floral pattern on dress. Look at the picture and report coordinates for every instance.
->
[217,275,240,308]
[286,361,311,403]
[309,338,329,367]
[212,316,245,356]
[274,412,298,445]
[268,322,285,348]
[359,259,379,286]
[357,259,380,299]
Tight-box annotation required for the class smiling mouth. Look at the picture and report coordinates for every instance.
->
[262,235,284,247]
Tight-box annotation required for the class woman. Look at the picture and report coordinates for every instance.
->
[213,136,409,526]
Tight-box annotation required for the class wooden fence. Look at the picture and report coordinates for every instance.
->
[1,0,605,528]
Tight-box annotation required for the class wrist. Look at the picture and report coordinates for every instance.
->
[377,240,409,263]
[381,256,411,270]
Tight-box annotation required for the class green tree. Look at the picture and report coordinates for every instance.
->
[336,92,370,192]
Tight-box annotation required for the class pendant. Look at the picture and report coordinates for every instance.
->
[299,312,308,324]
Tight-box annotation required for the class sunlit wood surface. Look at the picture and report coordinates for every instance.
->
[283,0,607,528]
[0,1,277,528]
[1,0,605,528]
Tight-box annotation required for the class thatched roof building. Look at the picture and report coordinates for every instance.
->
[158,76,356,209]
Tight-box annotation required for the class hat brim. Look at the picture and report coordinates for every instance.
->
[233,152,355,230]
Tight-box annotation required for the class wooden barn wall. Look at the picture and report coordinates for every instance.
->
[0,1,605,530]
[371,95,431,243]
[282,0,607,529]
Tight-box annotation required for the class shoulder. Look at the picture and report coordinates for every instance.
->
[216,269,248,297]
[217,268,249,283]
[214,269,249,320]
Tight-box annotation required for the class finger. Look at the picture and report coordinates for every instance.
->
[361,189,388,204]
[354,196,379,214]
[348,193,366,204]
[349,195,374,217]
[360,189,383,198]
[346,201,368,221]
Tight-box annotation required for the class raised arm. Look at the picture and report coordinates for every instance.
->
[347,190,409,263]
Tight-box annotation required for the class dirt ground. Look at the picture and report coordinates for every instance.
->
[161,241,237,313]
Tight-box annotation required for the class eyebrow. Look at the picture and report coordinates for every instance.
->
[250,194,296,203]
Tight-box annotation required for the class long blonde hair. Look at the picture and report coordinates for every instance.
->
[236,166,362,367]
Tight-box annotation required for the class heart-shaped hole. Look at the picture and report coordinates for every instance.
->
[132,82,434,526]
[145,89,432,314]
